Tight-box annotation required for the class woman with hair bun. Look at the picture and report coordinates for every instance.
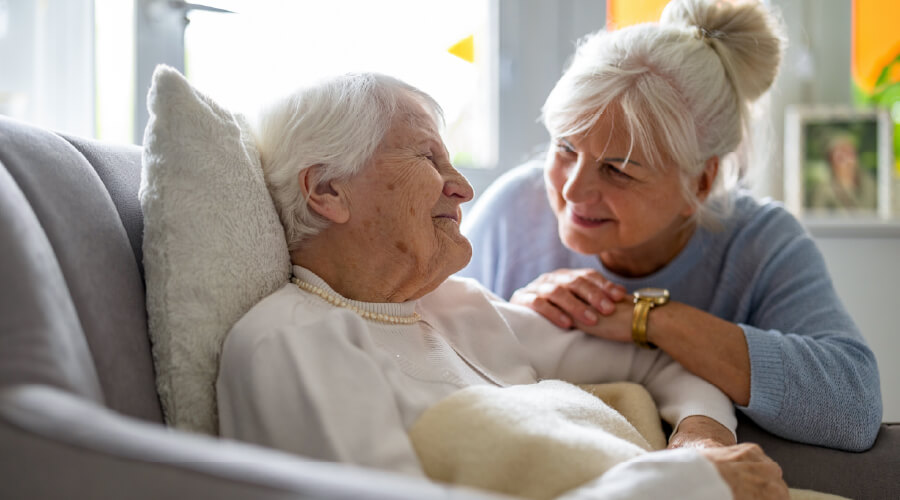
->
[460,0,882,451]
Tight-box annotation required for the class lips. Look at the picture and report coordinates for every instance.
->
[432,211,460,223]
[568,207,612,228]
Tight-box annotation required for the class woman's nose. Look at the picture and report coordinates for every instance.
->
[561,155,598,203]
[443,166,474,203]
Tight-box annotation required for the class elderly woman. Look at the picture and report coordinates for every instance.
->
[216,72,786,499]
[459,0,882,451]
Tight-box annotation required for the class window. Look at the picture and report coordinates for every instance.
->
[0,0,94,137]
[95,0,135,144]
[183,0,497,168]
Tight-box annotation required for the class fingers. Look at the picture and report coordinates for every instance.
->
[567,275,616,315]
[699,443,768,462]
[699,444,789,500]
[511,269,627,327]
[511,290,574,329]
[555,269,626,311]
[602,280,628,302]
[511,284,601,328]
[542,283,600,325]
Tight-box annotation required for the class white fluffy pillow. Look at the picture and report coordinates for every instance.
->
[140,65,291,434]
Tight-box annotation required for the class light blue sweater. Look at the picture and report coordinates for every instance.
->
[458,162,882,451]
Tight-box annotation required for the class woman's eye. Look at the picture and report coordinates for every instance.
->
[421,153,441,169]
[601,162,631,179]
[555,143,576,155]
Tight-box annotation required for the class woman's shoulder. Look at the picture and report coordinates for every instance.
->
[421,276,500,308]
[706,191,818,275]
[231,283,304,328]
[224,283,356,353]
[721,191,807,241]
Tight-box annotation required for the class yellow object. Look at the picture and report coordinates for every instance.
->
[852,0,900,94]
[631,288,669,349]
[606,0,669,29]
[448,34,475,63]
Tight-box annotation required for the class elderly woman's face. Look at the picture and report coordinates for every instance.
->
[344,99,474,290]
[544,115,694,260]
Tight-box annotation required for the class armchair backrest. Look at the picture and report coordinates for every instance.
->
[0,116,163,423]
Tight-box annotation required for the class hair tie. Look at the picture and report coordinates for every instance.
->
[698,27,725,42]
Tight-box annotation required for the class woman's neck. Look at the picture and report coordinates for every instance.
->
[598,217,697,278]
[290,232,442,304]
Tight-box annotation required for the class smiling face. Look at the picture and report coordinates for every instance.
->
[544,110,698,276]
[342,96,474,299]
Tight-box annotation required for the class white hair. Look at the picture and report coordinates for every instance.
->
[542,0,785,227]
[253,73,443,251]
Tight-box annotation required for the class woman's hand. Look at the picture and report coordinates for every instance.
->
[668,415,737,449]
[510,268,627,329]
[698,444,789,500]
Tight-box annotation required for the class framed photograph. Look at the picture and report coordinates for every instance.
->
[784,106,893,218]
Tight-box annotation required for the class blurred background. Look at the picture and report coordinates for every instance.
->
[1,0,898,419]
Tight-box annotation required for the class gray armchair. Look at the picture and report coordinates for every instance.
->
[0,115,897,499]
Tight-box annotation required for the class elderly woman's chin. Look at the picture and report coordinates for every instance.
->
[440,223,473,277]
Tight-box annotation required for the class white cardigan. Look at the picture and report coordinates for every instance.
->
[217,266,734,499]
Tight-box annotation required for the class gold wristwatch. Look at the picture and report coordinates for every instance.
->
[632,288,669,349]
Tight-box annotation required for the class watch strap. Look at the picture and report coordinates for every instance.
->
[631,300,657,349]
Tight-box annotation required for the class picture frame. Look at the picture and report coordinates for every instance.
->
[784,106,893,219]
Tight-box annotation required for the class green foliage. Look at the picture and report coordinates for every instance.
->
[854,51,900,175]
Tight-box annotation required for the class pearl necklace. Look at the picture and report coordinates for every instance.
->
[291,277,422,325]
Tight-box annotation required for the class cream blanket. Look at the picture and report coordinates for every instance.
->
[409,380,845,500]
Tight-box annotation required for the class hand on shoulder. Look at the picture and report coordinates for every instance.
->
[510,268,627,329]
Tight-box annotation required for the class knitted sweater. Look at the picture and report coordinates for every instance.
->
[458,162,882,451]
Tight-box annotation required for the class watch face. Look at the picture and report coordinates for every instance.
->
[634,287,670,303]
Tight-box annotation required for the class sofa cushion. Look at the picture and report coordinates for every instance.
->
[0,116,162,423]
[140,66,291,434]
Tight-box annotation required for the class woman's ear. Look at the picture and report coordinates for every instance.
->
[298,165,351,224]
[679,156,719,218]
[695,156,719,202]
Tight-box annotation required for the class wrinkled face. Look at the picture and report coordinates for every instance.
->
[544,114,694,259]
[345,98,474,292]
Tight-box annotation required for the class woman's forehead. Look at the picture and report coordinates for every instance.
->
[385,108,442,147]
[569,121,638,153]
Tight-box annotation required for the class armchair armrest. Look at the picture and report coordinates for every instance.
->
[0,385,507,500]
[736,413,900,499]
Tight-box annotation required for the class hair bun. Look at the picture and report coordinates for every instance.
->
[660,0,784,102]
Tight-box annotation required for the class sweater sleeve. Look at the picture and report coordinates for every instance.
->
[733,210,882,450]
[217,304,424,476]
[558,449,732,500]
[488,293,736,436]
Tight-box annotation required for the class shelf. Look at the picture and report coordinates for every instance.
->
[802,218,900,238]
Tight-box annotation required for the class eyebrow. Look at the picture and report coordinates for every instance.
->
[603,157,643,167]
[559,138,643,167]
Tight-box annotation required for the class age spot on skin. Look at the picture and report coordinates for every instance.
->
[395,241,408,253]
[410,207,416,216]
[387,183,395,191]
